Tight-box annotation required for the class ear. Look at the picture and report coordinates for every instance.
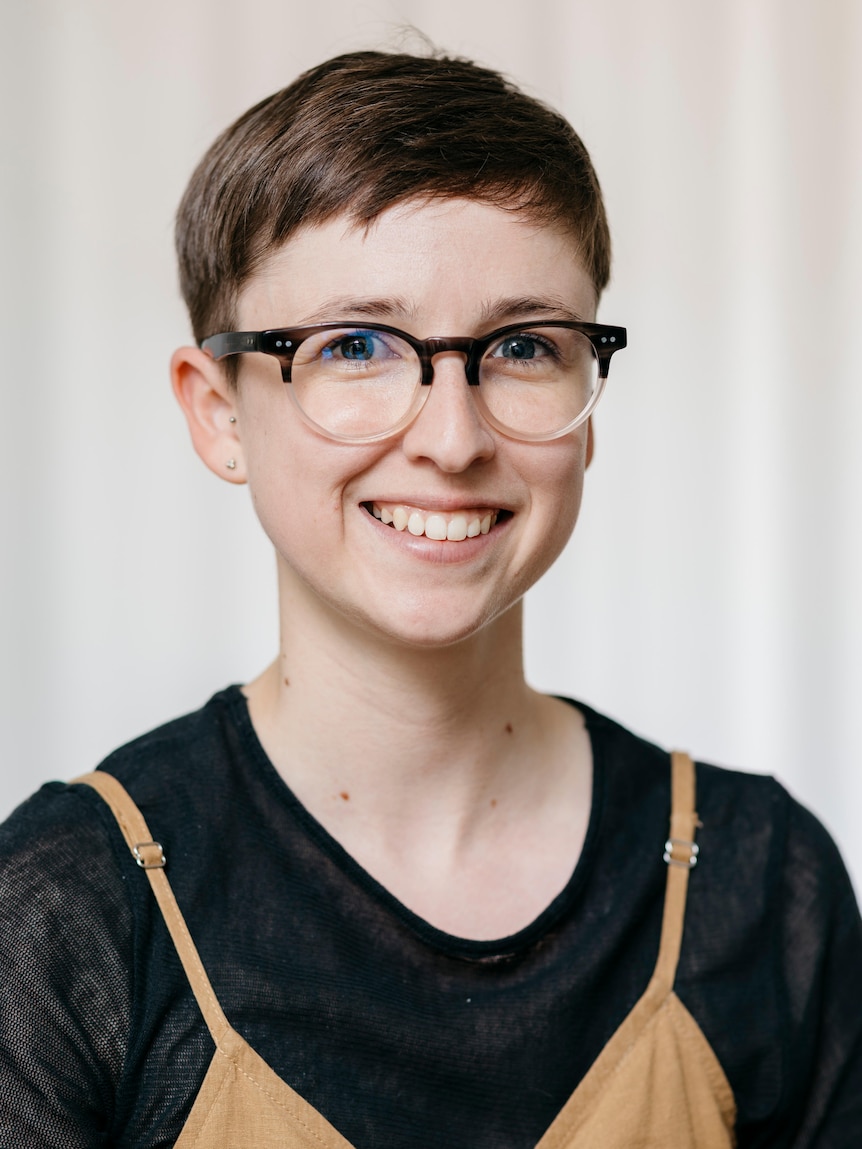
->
[170,346,246,484]
[585,417,595,469]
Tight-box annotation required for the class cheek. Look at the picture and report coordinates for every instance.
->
[544,479,584,562]
[533,433,588,512]
[240,416,377,563]
[520,442,588,573]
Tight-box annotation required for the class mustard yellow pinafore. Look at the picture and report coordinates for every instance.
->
[75,752,736,1147]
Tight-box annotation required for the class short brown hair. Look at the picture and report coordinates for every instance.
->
[176,50,611,348]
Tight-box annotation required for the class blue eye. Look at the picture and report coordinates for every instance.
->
[500,336,539,360]
[490,332,560,363]
[340,334,375,360]
[321,330,389,362]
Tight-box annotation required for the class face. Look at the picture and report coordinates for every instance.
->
[199,199,597,649]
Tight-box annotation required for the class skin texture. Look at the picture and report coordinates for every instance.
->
[171,199,597,939]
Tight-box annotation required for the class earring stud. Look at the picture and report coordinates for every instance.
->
[226,459,237,470]
[229,416,236,424]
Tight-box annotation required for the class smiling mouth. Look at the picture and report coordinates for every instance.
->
[363,502,509,541]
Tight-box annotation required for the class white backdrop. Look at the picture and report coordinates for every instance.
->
[2,0,860,890]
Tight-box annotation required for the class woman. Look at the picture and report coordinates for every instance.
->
[1,49,860,1148]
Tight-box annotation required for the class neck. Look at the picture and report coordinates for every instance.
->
[247,572,536,810]
[243,566,592,938]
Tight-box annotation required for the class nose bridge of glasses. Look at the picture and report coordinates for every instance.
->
[420,337,480,386]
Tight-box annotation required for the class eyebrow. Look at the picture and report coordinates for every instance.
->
[295,297,417,325]
[294,295,590,331]
[478,296,590,326]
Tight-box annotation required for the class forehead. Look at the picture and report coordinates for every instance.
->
[239,198,597,329]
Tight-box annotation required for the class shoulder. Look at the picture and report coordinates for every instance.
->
[575,697,860,1016]
[0,774,126,904]
[0,684,245,951]
[93,684,243,800]
[576,697,840,890]
[575,702,791,878]
[690,760,855,942]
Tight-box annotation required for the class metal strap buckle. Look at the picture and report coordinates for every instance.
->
[133,841,166,869]
[663,838,699,868]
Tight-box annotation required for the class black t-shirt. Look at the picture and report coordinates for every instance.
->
[0,687,860,1147]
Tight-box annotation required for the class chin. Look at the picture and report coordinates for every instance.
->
[345,594,516,652]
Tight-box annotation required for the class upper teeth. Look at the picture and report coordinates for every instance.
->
[371,503,498,541]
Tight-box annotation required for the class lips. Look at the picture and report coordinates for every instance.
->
[366,502,501,541]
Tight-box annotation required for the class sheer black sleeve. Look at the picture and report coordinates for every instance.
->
[0,783,132,1148]
[775,798,862,1147]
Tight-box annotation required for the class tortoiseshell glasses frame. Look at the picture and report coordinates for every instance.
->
[201,320,627,444]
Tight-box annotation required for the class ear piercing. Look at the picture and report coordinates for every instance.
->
[227,416,238,468]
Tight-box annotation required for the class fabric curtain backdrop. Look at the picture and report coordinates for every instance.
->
[2,0,860,889]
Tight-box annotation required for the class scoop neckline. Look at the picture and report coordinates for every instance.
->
[222,684,607,960]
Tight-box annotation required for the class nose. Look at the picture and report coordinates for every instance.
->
[400,350,496,471]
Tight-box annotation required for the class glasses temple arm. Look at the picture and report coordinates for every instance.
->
[200,332,263,359]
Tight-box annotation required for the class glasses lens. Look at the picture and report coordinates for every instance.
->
[290,327,421,439]
[477,327,599,438]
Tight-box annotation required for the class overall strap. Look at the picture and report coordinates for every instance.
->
[72,771,230,1044]
[653,751,699,990]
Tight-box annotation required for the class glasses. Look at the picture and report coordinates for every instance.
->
[201,320,626,444]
